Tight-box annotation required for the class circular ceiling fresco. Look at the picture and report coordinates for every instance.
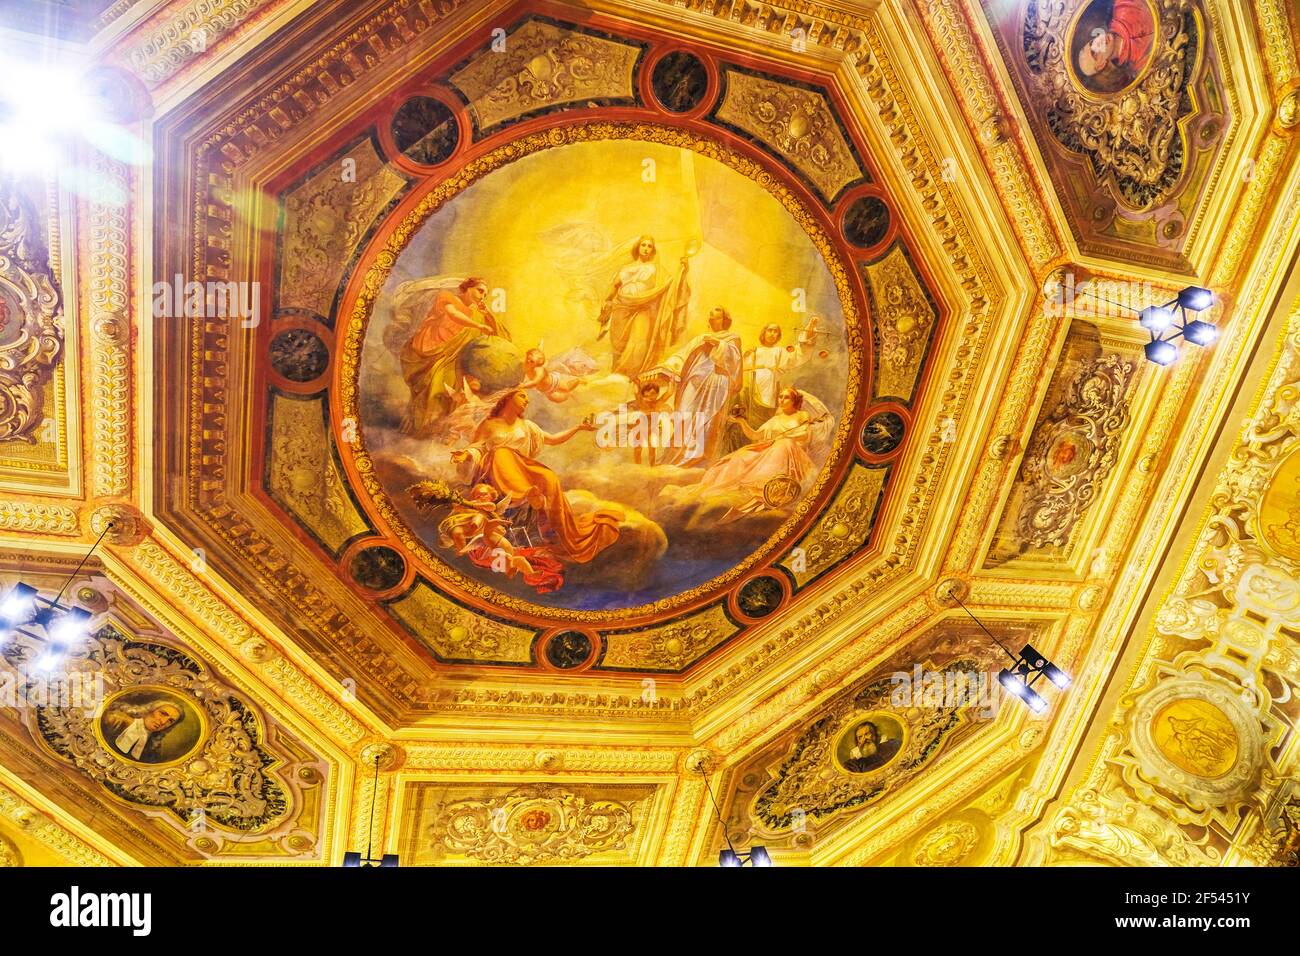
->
[342,131,861,615]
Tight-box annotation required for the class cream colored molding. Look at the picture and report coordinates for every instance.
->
[921,0,1061,267]
[0,774,125,867]
[120,537,374,746]
[1256,0,1299,88]
[1211,135,1290,288]
[967,579,1078,609]
[116,0,280,88]
[659,775,709,867]
[85,149,133,499]
[400,746,682,774]
[0,502,79,535]
[132,539,254,643]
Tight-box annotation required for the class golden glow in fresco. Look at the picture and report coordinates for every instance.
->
[357,139,852,611]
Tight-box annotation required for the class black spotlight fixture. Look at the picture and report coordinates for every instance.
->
[0,522,113,670]
[342,752,399,867]
[1078,284,1217,366]
[995,643,1071,715]
[945,588,1071,714]
[698,766,772,867]
[1133,285,1217,366]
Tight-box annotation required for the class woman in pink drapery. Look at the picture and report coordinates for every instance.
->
[1076,0,1157,92]
[692,387,827,521]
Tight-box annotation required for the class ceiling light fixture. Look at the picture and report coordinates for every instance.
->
[698,766,772,867]
[944,588,1071,714]
[0,54,148,178]
[0,522,114,671]
[343,752,399,867]
[1139,285,1216,365]
[1084,284,1216,366]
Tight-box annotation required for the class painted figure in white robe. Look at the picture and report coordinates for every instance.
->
[598,235,691,379]
[741,321,813,426]
[649,307,743,466]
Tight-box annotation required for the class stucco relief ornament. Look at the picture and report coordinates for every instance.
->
[1022,0,1200,208]
[0,183,62,443]
[449,20,638,131]
[422,785,640,864]
[912,819,982,866]
[31,627,290,832]
[1016,353,1135,549]
[1049,787,1220,865]
[1123,674,1265,814]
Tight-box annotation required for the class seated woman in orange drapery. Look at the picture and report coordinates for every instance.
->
[450,390,622,564]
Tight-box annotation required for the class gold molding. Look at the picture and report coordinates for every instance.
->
[338,120,865,623]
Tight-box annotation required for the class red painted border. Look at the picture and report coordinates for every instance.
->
[246,1,952,674]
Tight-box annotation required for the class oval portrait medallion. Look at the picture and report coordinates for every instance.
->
[1068,0,1159,96]
[345,132,859,616]
[834,712,906,774]
[96,686,206,766]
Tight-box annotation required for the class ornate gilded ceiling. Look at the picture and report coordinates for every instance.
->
[0,0,1296,867]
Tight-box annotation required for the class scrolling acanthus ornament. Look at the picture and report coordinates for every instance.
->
[422,784,643,864]
[1015,352,1136,550]
[27,628,289,832]
[0,183,62,443]
[1022,0,1200,208]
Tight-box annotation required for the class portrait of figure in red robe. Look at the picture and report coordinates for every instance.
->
[1070,0,1158,94]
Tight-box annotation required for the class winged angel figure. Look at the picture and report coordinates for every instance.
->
[381,275,508,438]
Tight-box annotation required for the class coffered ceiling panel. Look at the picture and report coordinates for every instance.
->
[0,0,1295,868]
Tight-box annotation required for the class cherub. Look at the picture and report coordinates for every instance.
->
[436,484,538,577]
[437,483,505,553]
[446,375,483,410]
[521,346,586,403]
[630,377,674,466]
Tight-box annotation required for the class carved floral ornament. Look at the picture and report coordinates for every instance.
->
[1022,0,1202,209]
[448,18,641,131]
[1015,350,1136,550]
[21,626,295,843]
[418,784,645,864]
[0,183,63,443]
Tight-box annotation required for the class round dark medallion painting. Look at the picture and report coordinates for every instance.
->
[651,51,709,113]
[350,546,406,592]
[545,631,594,669]
[391,96,459,165]
[270,328,330,383]
[862,411,905,456]
[844,195,891,249]
[737,575,783,619]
